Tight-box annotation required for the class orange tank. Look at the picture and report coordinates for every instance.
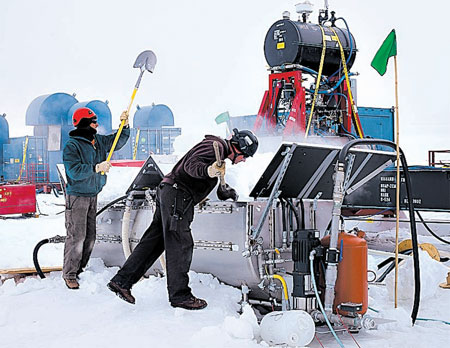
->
[321,231,368,315]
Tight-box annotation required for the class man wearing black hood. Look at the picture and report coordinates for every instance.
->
[107,128,258,310]
[62,107,130,289]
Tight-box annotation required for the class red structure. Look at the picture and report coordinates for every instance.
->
[0,184,36,215]
[254,69,364,138]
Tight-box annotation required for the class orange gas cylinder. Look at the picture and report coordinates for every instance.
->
[321,231,368,315]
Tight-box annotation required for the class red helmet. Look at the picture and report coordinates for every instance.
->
[72,107,96,127]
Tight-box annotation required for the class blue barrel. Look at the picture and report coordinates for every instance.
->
[133,104,174,129]
[26,93,78,126]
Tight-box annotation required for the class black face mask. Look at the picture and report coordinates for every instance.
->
[70,126,97,141]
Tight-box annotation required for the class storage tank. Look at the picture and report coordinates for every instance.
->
[133,104,174,129]
[0,114,9,178]
[26,93,78,126]
[321,232,368,315]
[264,19,356,75]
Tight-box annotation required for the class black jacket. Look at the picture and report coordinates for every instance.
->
[163,135,229,204]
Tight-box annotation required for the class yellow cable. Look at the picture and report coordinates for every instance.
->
[273,274,289,302]
[17,136,29,181]
[329,27,364,138]
[304,25,327,139]
[133,128,140,160]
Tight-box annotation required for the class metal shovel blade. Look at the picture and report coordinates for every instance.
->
[133,50,157,73]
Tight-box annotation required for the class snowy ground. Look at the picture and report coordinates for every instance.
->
[1,192,449,347]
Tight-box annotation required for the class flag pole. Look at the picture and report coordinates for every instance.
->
[394,54,400,309]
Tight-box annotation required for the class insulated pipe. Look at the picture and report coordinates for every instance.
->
[324,161,345,315]
[121,193,134,259]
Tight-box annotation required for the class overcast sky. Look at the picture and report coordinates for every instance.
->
[1,0,449,163]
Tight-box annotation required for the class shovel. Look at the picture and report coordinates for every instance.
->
[102,50,157,174]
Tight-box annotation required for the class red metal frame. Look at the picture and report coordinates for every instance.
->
[255,69,365,138]
[254,70,306,135]
[22,163,49,184]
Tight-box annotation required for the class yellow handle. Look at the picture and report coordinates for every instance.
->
[102,87,138,174]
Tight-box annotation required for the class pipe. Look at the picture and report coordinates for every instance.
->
[272,274,290,310]
[323,161,345,315]
[309,250,345,348]
[121,193,134,259]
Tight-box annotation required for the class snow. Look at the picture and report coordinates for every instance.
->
[1,195,449,347]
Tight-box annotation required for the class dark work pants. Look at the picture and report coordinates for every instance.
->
[112,183,195,304]
[63,195,97,280]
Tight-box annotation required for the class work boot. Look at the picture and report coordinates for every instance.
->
[107,281,135,304]
[64,278,79,290]
[171,296,207,310]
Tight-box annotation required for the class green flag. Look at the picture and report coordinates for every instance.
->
[215,111,230,125]
[371,29,397,76]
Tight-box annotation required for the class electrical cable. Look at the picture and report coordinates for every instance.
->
[416,317,450,326]
[337,312,361,348]
[416,211,450,245]
[283,198,301,230]
[328,17,354,79]
[376,250,413,283]
[315,334,325,348]
[96,195,127,216]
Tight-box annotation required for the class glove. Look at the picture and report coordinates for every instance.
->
[95,161,112,173]
[217,184,238,202]
[207,161,226,178]
[119,111,129,127]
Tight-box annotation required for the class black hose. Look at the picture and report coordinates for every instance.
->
[284,198,301,230]
[33,195,128,279]
[281,200,287,233]
[376,250,413,283]
[299,199,306,230]
[338,138,421,325]
[96,195,127,217]
[416,211,450,245]
[33,239,49,279]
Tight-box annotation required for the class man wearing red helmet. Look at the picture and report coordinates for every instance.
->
[62,107,130,290]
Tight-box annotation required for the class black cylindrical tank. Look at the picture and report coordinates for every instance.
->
[264,19,356,76]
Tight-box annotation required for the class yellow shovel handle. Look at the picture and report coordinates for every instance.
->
[101,87,138,174]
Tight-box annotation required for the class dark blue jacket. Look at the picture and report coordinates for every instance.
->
[63,127,130,196]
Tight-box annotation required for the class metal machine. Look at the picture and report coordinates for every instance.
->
[255,2,364,140]
[91,142,400,331]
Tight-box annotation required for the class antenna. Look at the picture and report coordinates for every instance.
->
[295,1,314,22]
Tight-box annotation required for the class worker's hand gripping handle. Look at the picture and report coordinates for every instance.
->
[213,141,226,188]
